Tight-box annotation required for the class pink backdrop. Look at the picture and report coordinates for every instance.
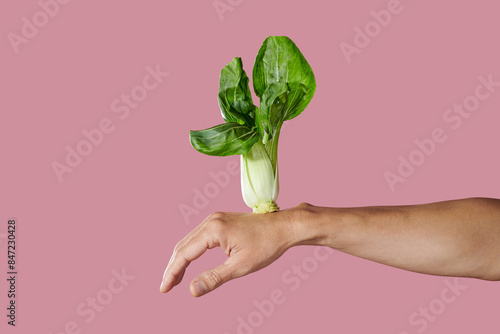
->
[1,0,499,333]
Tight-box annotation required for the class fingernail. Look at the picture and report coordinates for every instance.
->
[160,281,165,293]
[192,280,207,296]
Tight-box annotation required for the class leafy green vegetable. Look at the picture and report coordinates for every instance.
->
[189,123,259,157]
[253,36,316,125]
[189,36,316,213]
[217,57,257,127]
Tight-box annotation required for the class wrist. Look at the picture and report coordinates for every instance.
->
[290,203,342,248]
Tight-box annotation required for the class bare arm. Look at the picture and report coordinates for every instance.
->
[160,198,500,297]
[296,197,500,281]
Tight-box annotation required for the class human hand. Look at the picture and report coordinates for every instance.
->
[159,207,302,297]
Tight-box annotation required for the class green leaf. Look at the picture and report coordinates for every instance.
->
[259,82,288,136]
[218,57,257,127]
[253,36,316,126]
[190,123,259,156]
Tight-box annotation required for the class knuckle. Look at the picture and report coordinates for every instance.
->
[205,269,224,288]
[173,241,186,259]
[207,214,227,233]
[170,271,180,281]
[173,241,182,253]
[208,211,225,221]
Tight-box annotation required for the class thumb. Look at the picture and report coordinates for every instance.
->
[190,261,237,297]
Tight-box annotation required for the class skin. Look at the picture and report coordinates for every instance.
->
[160,197,500,297]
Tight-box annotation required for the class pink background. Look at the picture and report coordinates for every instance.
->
[1,0,499,333]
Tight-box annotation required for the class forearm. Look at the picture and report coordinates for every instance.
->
[293,198,500,280]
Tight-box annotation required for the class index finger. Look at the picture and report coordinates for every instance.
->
[160,221,220,293]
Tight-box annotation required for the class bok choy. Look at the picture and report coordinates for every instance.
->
[190,36,316,213]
